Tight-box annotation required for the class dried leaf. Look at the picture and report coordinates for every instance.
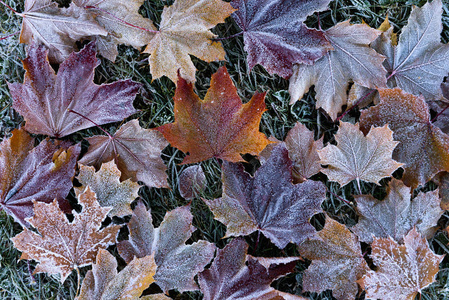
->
[0,129,79,227]
[8,42,140,138]
[156,66,272,164]
[360,88,449,188]
[318,122,402,187]
[298,217,369,300]
[433,171,449,210]
[76,161,140,217]
[144,0,235,83]
[207,144,326,249]
[359,228,444,300]
[11,188,120,283]
[178,165,207,200]
[289,21,387,120]
[231,0,333,78]
[77,249,156,300]
[117,202,215,292]
[79,119,169,188]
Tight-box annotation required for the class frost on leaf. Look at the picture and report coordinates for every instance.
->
[207,143,326,249]
[352,178,443,243]
[144,0,235,83]
[359,228,444,300]
[156,66,272,164]
[0,128,80,227]
[198,238,299,300]
[117,202,215,292]
[298,217,369,300]
[11,188,120,283]
[178,165,207,200]
[76,161,140,217]
[8,42,140,138]
[79,119,169,188]
[318,122,402,188]
[360,88,449,188]
[231,0,333,78]
[289,21,387,120]
[76,249,156,300]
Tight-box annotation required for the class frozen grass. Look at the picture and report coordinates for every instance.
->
[1,0,449,299]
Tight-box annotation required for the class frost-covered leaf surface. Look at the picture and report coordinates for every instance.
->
[0,129,79,227]
[298,217,369,300]
[76,161,140,217]
[352,178,443,243]
[231,0,333,78]
[117,201,215,292]
[360,88,449,188]
[207,143,326,249]
[359,228,444,300]
[178,165,207,200]
[8,42,140,138]
[79,119,169,188]
[11,188,120,283]
[289,21,387,120]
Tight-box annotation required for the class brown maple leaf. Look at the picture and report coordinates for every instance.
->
[156,66,272,164]
[178,165,207,200]
[11,187,120,283]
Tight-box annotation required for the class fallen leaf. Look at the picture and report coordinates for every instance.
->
[76,249,156,300]
[156,66,272,164]
[289,21,387,120]
[11,187,120,283]
[433,171,449,210]
[352,178,443,243]
[79,119,169,188]
[8,42,140,138]
[0,128,79,227]
[318,122,402,188]
[144,0,235,83]
[231,0,333,78]
[298,217,369,300]
[207,143,326,249]
[360,88,449,188]
[178,165,207,200]
[117,201,215,292]
[359,228,444,300]
[76,161,140,217]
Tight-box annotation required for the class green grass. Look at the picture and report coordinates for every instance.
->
[1,0,449,299]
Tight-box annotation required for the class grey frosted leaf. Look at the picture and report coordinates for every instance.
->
[352,178,443,243]
[178,165,207,200]
[207,143,326,249]
[289,21,387,120]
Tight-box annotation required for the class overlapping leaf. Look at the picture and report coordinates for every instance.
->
[0,129,79,227]
[117,202,215,292]
[79,119,169,188]
[231,0,333,78]
[178,165,207,200]
[8,42,140,138]
[207,144,326,249]
[11,188,120,283]
[156,66,271,164]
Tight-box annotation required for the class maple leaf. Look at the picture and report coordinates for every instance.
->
[79,119,169,188]
[77,249,156,300]
[372,0,449,99]
[298,217,369,300]
[76,161,140,217]
[11,187,120,283]
[360,88,449,188]
[74,0,156,62]
[18,0,108,63]
[156,66,271,164]
[289,21,387,120]
[352,178,443,244]
[359,228,444,300]
[144,0,235,83]
[230,0,333,78]
[117,201,215,292]
[198,238,299,300]
[318,122,402,188]
[0,128,80,227]
[433,171,449,210]
[8,42,140,138]
[207,144,326,249]
[178,165,207,200]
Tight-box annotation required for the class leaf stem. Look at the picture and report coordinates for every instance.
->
[431,102,449,123]
[0,31,19,41]
[68,109,112,138]
[327,187,351,204]
[212,31,243,42]
[0,0,17,14]
[336,88,376,122]
[75,266,80,297]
